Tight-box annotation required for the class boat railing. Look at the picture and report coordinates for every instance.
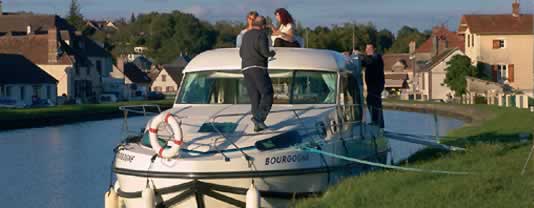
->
[119,104,163,136]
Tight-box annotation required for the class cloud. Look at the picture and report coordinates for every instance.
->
[183,5,209,17]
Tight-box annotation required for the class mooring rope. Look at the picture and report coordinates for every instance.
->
[297,146,475,175]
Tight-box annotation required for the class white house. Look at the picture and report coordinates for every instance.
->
[419,48,465,101]
[0,54,58,106]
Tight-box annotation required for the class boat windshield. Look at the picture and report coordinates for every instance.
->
[176,70,337,104]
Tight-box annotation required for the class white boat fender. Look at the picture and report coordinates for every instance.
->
[142,181,156,208]
[104,186,118,208]
[148,112,183,159]
[246,182,261,208]
[113,181,125,208]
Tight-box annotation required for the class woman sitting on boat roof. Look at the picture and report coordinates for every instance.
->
[270,8,302,48]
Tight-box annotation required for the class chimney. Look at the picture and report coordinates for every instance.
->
[431,25,449,56]
[512,0,520,17]
[27,25,32,35]
[48,28,58,64]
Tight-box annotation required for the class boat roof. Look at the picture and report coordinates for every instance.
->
[184,48,347,73]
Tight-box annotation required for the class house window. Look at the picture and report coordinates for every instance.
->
[471,35,475,47]
[33,85,41,97]
[166,86,175,92]
[467,34,471,47]
[497,64,508,82]
[162,75,167,82]
[492,39,505,49]
[86,67,90,76]
[96,60,103,75]
[20,86,25,100]
[6,86,12,97]
[46,86,52,99]
[154,86,162,92]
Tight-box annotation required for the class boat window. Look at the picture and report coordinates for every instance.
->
[292,71,337,104]
[339,72,363,121]
[177,70,337,105]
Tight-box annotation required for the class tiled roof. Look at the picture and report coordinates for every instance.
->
[123,63,152,83]
[383,53,412,72]
[415,31,465,53]
[0,35,73,65]
[0,53,58,84]
[458,14,533,35]
[420,48,460,72]
[161,65,184,84]
[0,14,74,34]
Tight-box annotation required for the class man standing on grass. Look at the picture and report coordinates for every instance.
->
[240,16,276,132]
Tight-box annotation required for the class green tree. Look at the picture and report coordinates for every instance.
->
[66,0,85,31]
[376,29,394,53]
[444,55,479,95]
[389,26,429,53]
[130,13,136,23]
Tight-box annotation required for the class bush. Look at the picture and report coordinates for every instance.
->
[529,97,534,107]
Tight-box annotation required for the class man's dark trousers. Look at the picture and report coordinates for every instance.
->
[367,90,384,128]
[243,67,273,122]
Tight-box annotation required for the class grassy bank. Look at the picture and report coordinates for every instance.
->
[296,103,534,208]
[0,100,174,131]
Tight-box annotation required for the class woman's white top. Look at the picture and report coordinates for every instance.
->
[271,23,295,44]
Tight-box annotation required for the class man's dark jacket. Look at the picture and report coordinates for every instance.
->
[362,53,385,93]
[240,29,275,69]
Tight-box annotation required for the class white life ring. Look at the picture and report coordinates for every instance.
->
[148,112,183,159]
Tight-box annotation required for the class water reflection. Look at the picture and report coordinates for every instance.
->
[0,111,462,208]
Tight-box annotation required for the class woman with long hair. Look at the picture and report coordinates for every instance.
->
[270,8,300,47]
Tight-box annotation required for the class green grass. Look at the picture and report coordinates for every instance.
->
[296,104,534,208]
[0,100,174,130]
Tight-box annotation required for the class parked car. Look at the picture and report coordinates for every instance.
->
[147,91,165,100]
[0,97,26,108]
[30,99,55,108]
[99,94,118,103]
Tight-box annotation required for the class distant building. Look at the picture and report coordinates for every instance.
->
[382,54,411,96]
[0,11,112,103]
[85,20,119,33]
[116,56,152,100]
[0,54,58,105]
[151,55,190,95]
[458,0,534,96]
[418,48,465,101]
[405,25,466,101]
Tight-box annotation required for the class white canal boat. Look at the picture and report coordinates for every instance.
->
[109,48,389,208]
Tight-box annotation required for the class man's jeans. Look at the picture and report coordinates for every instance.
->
[243,67,274,122]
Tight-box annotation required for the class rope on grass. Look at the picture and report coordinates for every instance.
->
[298,146,476,175]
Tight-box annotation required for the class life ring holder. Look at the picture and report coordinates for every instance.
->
[148,112,183,159]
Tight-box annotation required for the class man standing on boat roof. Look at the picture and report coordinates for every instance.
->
[361,43,385,128]
[239,16,276,132]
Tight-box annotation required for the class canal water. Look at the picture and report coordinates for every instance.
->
[0,110,463,208]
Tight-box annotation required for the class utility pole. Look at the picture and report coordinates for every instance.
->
[352,21,356,52]
[409,41,417,100]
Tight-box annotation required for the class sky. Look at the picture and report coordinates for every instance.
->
[3,0,534,32]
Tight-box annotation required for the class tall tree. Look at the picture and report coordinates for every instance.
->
[444,55,479,96]
[130,13,136,23]
[389,26,429,53]
[66,0,85,31]
[376,29,394,53]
